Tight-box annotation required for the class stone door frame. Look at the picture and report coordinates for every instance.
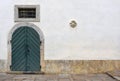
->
[7,23,45,73]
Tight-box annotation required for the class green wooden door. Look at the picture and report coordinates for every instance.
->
[11,26,40,71]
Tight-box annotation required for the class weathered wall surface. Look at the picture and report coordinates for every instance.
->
[0,60,120,74]
[0,60,6,72]
[44,60,120,74]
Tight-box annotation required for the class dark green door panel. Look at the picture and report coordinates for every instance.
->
[26,27,40,71]
[11,26,40,71]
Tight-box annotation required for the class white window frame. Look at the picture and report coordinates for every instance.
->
[15,5,40,22]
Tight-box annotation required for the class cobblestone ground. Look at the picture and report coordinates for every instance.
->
[0,73,118,81]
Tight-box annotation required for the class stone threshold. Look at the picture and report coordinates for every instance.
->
[6,71,44,74]
[106,70,120,81]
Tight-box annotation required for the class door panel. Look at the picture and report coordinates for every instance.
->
[26,27,40,71]
[12,27,26,71]
[11,26,40,71]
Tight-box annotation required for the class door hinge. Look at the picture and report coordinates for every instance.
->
[40,41,42,45]
[40,65,41,69]
[10,65,12,70]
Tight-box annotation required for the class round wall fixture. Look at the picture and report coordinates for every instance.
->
[69,20,77,28]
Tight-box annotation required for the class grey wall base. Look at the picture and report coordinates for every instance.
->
[0,60,120,74]
[0,60,6,72]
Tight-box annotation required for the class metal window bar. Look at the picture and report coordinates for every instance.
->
[18,8,36,18]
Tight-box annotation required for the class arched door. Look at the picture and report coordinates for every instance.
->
[11,26,40,71]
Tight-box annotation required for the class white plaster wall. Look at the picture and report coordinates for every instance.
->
[0,0,120,60]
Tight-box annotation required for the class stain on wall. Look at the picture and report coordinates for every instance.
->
[0,60,120,74]
[44,60,120,74]
[0,60,6,72]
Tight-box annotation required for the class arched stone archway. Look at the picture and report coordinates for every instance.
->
[7,23,45,73]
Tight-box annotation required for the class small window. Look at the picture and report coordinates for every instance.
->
[18,8,36,18]
[15,5,40,22]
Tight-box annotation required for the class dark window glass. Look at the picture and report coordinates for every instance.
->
[18,8,36,18]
